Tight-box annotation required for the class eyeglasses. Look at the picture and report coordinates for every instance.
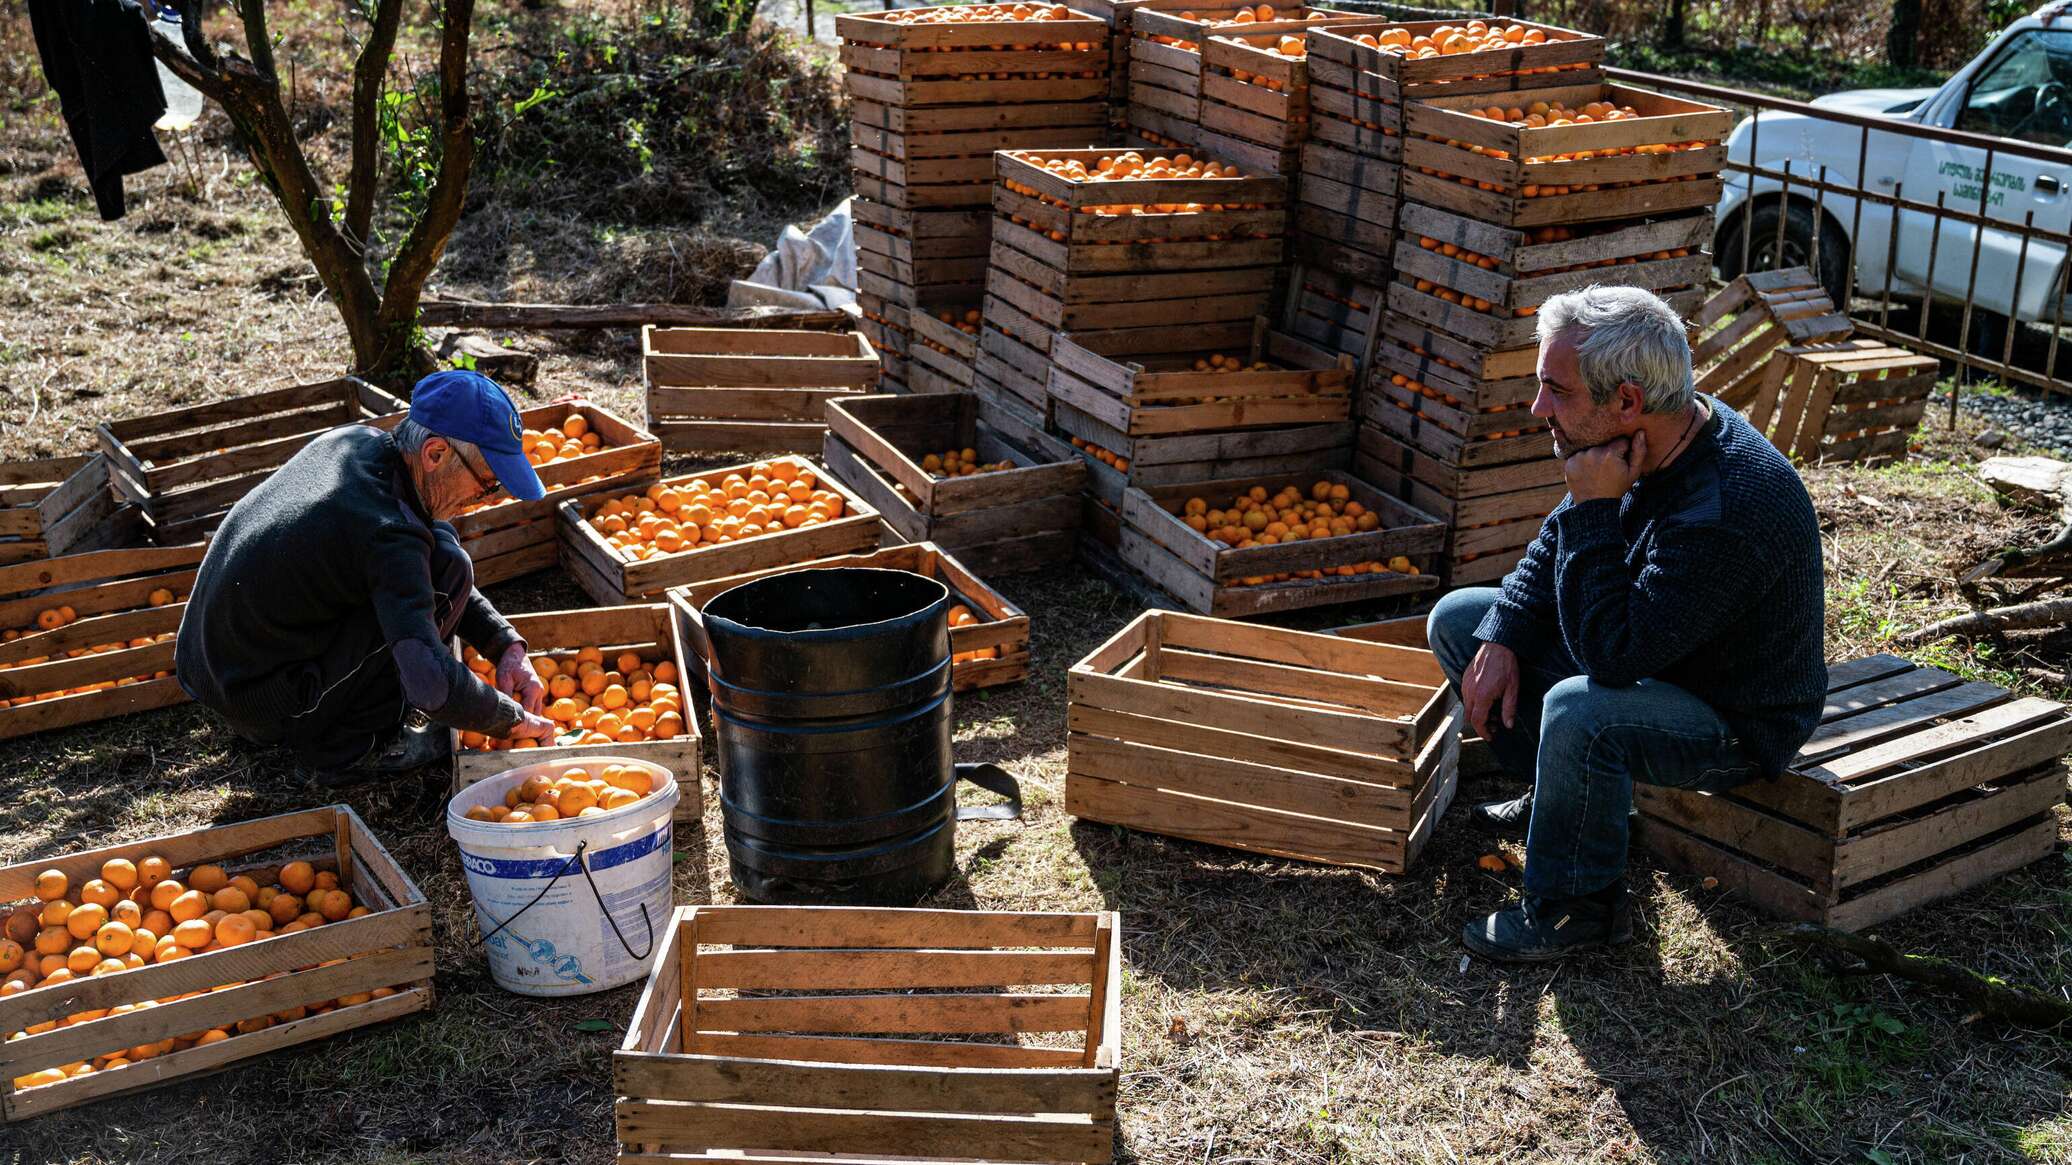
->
[454,444,505,501]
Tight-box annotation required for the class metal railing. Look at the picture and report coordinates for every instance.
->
[1616,67,2072,403]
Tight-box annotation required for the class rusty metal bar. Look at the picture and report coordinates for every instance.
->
[1919,192,1946,346]
[1846,126,1869,308]
[1879,180,1903,333]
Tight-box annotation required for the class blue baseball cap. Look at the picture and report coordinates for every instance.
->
[407,370,546,501]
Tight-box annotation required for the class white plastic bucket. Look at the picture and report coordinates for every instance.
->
[445,756,681,996]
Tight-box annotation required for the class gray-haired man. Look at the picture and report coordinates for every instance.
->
[1427,286,1826,962]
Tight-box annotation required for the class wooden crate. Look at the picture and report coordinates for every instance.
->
[1198,33,1315,176]
[1354,422,1562,586]
[98,378,407,546]
[1401,84,1732,228]
[1389,265,1706,352]
[447,604,702,823]
[0,455,140,566]
[974,295,1059,412]
[1305,18,1602,112]
[1066,609,1459,869]
[857,289,915,387]
[643,326,881,455]
[0,805,433,1122]
[1047,319,1352,439]
[1118,468,1443,616]
[1736,340,1940,465]
[556,455,884,604]
[1369,317,1541,417]
[823,393,1085,576]
[853,100,1108,213]
[614,904,1121,1164]
[1279,264,1388,368]
[1636,655,2072,931]
[1292,141,1401,286]
[0,545,206,741]
[369,398,664,587]
[669,541,1032,691]
[838,5,1110,107]
[1076,0,1217,121]
[1691,266,1855,403]
[909,302,982,394]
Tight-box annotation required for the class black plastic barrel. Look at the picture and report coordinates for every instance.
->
[694,567,1015,905]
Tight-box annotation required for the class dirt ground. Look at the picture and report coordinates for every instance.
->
[4,7,2071,1165]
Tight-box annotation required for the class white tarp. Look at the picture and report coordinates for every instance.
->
[727,197,857,311]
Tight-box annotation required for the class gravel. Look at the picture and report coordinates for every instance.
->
[1960,386,2072,457]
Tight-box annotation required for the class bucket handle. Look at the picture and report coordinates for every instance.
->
[954,762,1022,822]
[476,839,657,963]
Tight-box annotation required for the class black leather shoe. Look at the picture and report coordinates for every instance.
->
[1461,883,1632,963]
[1467,789,1534,837]
[308,717,450,787]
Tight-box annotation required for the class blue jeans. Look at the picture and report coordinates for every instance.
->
[1427,588,1761,899]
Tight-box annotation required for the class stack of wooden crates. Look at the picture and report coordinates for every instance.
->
[1351,47,1729,585]
[840,5,1113,392]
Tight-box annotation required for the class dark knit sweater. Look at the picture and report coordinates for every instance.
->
[1475,398,1827,776]
[176,426,525,737]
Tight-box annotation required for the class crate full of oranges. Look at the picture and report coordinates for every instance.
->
[447,604,702,823]
[0,806,432,1123]
[1304,18,1602,108]
[1117,471,1443,616]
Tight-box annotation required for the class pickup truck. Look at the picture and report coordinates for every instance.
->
[1716,3,2072,342]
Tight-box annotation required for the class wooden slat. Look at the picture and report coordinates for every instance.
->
[614,1053,1114,1115]
[616,1099,1110,1161]
[689,906,1098,949]
[683,1031,1088,1069]
[692,949,1092,990]
[695,992,1091,1036]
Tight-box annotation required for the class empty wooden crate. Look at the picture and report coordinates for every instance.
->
[614,904,1121,1163]
[670,541,1032,691]
[0,805,433,1122]
[0,455,137,565]
[98,378,407,545]
[642,327,881,455]
[1067,610,1460,871]
[1637,654,2072,931]
[1734,339,1939,465]
[1690,266,1854,404]
[823,392,1085,576]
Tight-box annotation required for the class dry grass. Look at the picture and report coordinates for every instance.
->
[3,6,2071,1163]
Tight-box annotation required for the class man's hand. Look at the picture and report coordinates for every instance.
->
[496,642,545,714]
[1562,429,1648,502]
[1461,641,1521,740]
[507,710,558,742]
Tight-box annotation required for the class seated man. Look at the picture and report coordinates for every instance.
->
[1428,286,1826,963]
[176,370,558,780]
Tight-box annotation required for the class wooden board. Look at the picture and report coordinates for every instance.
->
[1065,610,1455,872]
[614,904,1119,1163]
[0,805,433,1122]
[0,454,136,562]
[644,326,883,455]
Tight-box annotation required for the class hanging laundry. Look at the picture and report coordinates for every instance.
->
[29,0,170,221]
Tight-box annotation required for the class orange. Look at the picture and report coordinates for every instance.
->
[188,864,228,895]
[0,939,19,974]
[172,918,213,949]
[93,921,134,957]
[67,945,103,974]
[168,890,208,924]
[315,890,353,922]
[34,927,70,956]
[214,914,256,948]
[600,684,629,710]
[210,886,251,914]
[137,856,172,889]
[34,870,66,902]
[278,861,316,896]
[65,903,108,941]
[100,858,139,892]
[148,880,185,913]
[268,893,303,925]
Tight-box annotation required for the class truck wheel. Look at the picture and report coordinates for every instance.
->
[1716,201,1851,310]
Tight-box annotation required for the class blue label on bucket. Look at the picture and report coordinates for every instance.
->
[460,823,672,879]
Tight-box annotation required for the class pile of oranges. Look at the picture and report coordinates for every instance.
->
[1148,6,1324,52]
[853,5,1099,79]
[1351,20,1569,66]
[878,2,1085,28]
[920,449,1016,478]
[5,857,396,1091]
[583,466,849,562]
[463,764,666,825]
[948,604,1000,665]
[458,645,687,751]
[1,590,181,707]
[1004,153,1272,225]
[934,308,982,337]
[1066,435,1131,473]
[1409,234,1697,318]
[1175,482,1415,587]
[1223,34,1310,84]
[457,413,617,517]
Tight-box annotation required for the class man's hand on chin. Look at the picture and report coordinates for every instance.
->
[1562,429,1648,502]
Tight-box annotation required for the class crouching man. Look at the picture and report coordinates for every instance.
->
[176,370,559,781]
[1428,286,1826,962]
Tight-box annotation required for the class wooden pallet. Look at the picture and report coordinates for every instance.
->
[367,398,663,586]
[615,904,1121,1163]
[1118,467,1443,616]
[1636,655,2072,931]
[98,378,407,546]
[1066,610,1458,869]
[447,604,702,822]
[0,455,141,566]
[822,392,1086,576]
[643,326,881,455]
[0,545,206,741]
[0,805,433,1122]
[1691,266,1857,403]
[669,541,1032,692]
[1401,84,1730,229]
[1734,339,1940,464]
[556,455,884,604]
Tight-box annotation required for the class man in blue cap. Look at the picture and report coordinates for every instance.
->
[177,370,560,780]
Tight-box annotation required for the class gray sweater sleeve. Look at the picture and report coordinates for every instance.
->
[367,527,522,735]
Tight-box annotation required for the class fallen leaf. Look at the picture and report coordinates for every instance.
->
[572,1018,614,1033]
[1701,876,1720,890]
[1476,853,1508,873]
[1167,1016,1190,1042]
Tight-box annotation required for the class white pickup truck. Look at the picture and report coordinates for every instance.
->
[1716,3,2072,339]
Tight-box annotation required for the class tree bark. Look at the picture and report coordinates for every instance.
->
[344,0,406,252]
[1901,596,2072,644]
[1889,0,1922,68]
[1660,0,1686,51]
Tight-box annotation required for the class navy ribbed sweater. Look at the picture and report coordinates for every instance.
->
[1475,399,1827,776]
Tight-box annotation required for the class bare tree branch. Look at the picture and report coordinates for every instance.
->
[1900,596,2072,644]
[345,0,406,251]
[1782,924,2072,1032]
[144,12,232,102]
[237,0,277,81]
[372,0,476,382]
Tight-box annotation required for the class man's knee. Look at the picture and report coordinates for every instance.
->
[1427,587,1502,680]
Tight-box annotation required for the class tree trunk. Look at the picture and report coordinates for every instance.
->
[1889,0,1922,68]
[1660,0,1685,51]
